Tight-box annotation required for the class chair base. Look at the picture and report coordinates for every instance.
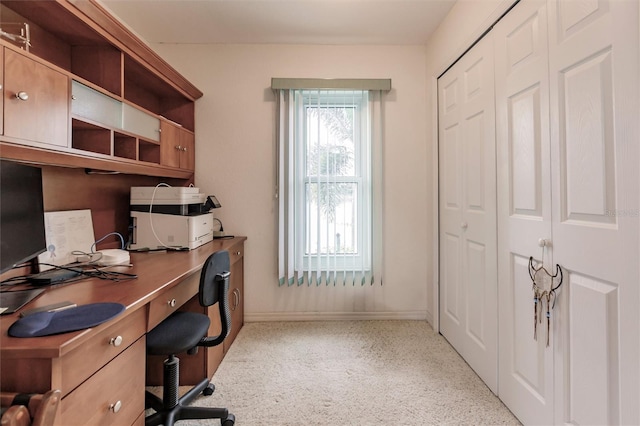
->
[145,378,235,426]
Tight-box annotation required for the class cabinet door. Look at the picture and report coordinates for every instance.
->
[71,80,122,129]
[122,103,160,142]
[224,245,244,352]
[206,302,225,378]
[179,129,195,171]
[160,120,181,168]
[160,120,195,171]
[4,49,68,147]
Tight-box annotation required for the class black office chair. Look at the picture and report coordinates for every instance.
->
[145,250,235,426]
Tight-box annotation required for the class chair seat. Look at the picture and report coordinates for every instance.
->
[146,312,210,356]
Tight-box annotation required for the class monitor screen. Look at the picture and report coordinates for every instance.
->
[0,160,47,274]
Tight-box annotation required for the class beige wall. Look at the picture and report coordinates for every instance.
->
[152,43,430,320]
[150,0,518,323]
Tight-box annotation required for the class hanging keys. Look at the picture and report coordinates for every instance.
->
[545,292,551,347]
[528,256,563,347]
[533,292,538,340]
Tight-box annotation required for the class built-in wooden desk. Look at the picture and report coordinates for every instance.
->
[0,237,245,426]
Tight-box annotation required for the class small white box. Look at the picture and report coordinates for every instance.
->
[130,211,214,250]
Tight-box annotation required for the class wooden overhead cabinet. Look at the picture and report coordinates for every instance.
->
[3,49,69,148]
[160,119,195,172]
[0,0,203,179]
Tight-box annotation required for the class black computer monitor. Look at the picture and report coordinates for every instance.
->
[0,160,47,274]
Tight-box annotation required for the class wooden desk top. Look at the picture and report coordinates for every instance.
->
[0,237,246,359]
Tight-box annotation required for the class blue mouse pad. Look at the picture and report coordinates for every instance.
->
[8,303,125,338]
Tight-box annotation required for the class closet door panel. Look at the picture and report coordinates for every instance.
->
[568,274,619,426]
[442,124,462,213]
[511,254,545,392]
[439,33,498,394]
[439,71,464,352]
[510,85,543,217]
[465,240,487,344]
[464,113,485,211]
[443,233,462,329]
[548,0,639,423]
[495,1,554,424]
[560,50,615,224]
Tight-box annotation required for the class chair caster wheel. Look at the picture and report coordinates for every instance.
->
[203,383,215,396]
[222,413,235,425]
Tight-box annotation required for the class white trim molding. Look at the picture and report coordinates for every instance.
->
[245,310,428,322]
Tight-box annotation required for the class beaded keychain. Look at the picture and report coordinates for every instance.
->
[528,256,563,347]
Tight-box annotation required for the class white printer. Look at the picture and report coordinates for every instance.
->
[130,211,214,250]
[130,186,207,215]
[129,186,215,250]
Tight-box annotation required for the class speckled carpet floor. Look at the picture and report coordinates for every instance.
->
[157,320,520,425]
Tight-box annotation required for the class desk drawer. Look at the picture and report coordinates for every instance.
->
[229,243,244,264]
[60,338,145,426]
[148,272,199,331]
[61,308,146,396]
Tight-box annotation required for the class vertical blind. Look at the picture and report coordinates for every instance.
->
[274,79,388,286]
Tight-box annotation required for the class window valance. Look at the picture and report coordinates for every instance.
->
[271,78,391,91]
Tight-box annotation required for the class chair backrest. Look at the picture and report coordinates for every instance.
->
[197,250,231,347]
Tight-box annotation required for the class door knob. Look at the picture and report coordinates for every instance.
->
[460,222,468,230]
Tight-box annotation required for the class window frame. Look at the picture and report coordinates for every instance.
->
[293,90,372,272]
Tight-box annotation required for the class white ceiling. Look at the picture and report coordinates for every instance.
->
[98,0,457,45]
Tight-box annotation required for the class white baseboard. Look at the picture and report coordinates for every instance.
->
[245,311,428,322]
[425,310,434,327]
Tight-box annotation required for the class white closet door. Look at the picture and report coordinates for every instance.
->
[547,0,639,424]
[494,1,554,424]
[496,0,639,424]
[438,33,498,393]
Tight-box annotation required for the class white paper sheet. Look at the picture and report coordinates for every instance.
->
[37,209,95,271]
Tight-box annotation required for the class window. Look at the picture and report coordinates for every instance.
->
[295,90,371,272]
[274,79,388,286]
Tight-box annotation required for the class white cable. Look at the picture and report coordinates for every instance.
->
[149,183,172,249]
[71,250,103,264]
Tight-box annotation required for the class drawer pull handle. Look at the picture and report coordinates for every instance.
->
[109,400,122,413]
[231,288,240,311]
[236,251,241,256]
[109,335,123,347]
[168,298,177,307]
[16,91,29,101]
